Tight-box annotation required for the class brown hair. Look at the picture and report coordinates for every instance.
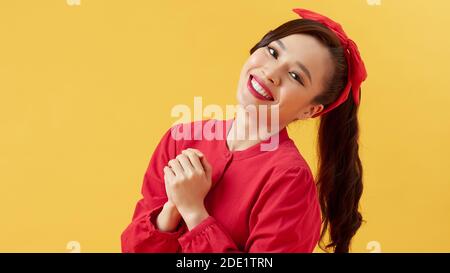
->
[250,19,364,253]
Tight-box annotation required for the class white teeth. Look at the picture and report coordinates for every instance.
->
[251,78,272,100]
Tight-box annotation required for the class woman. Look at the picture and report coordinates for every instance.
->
[121,8,367,253]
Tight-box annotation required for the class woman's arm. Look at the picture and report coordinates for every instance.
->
[156,201,182,232]
[121,125,187,253]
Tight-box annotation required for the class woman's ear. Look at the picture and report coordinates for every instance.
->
[308,104,324,118]
[297,104,324,120]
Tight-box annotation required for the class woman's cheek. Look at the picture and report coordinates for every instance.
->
[279,88,304,108]
[248,51,268,67]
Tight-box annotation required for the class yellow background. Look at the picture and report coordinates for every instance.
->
[1,0,449,252]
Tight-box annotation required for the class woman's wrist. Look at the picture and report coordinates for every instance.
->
[164,201,179,214]
[155,201,182,232]
[183,207,209,231]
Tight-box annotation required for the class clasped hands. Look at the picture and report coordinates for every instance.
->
[163,148,212,230]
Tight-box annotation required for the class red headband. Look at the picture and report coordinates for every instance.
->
[292,8,368,118]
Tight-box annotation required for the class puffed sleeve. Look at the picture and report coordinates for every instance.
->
[121,125,188,253]
[177,167,322,253]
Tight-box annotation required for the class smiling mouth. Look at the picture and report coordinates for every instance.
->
[247,74,274,101]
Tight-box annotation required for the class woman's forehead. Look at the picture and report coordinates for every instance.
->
[278,34,329,58]
[277,34,333,86]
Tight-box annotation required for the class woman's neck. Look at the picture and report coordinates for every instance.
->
[226,107,282,152]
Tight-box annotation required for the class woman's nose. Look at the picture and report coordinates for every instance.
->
[263,68,280,86]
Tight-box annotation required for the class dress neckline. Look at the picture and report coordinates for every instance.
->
[220,118,290,160]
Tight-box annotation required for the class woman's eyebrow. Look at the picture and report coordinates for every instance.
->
[275,39,313,84]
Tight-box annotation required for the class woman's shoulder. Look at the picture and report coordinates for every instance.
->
[268,139,313,171]
[271,160,315,184]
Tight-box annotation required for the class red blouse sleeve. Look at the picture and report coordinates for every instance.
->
[177,167,322,253]
[121,125,188,253]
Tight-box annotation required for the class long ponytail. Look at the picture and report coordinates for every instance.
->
[316,93,364,253]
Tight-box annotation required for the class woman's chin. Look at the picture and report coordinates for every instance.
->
[237,90,265,108]
[237,97,258,108]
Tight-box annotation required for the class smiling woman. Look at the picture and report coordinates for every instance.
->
[121,8,367,253]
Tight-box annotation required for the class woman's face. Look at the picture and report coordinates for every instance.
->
[236,33,334,127]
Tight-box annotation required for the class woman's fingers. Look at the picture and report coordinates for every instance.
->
[163,166,175,179]
[176,154,194,174]
[200,155,212,180]
[166,149,207,177]
[187,148,204,158]
[168,158,184,177]
[182,149,204,172]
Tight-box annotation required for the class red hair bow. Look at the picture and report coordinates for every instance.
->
[292,8,368,117]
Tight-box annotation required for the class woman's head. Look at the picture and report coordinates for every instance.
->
[242,18,364,253]
[236,19,348,129]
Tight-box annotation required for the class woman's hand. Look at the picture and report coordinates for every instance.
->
[163,148,212,230]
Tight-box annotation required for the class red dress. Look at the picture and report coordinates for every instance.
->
[121,118,322,253]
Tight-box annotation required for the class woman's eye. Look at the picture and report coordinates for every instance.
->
[267,46,278,58]
[267,45,304,86]
[290,72,304,85]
